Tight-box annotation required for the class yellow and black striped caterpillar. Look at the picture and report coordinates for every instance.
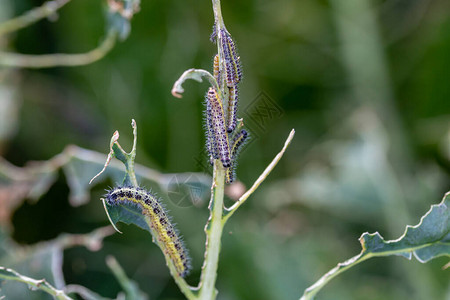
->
[106,186,191,277]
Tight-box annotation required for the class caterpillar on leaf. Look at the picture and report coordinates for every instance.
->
[105,186,191,277]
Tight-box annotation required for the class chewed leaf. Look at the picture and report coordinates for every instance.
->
[171,68,219,98]
[301,192,450,300]
[360,192,450,262]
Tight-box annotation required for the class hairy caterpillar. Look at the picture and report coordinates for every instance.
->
[210,22,217,43]
[106,186,191,277]
[213,54,220,85]
[220,29,242,87]
[225,129,249,184]
[231,129,248,158]
[226,85,238,133]
[207,87,231,168]
[204,93,219,165]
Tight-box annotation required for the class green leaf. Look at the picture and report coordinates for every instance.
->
[300,192,450,300]
[360,191,449,262]
[104,200,151,234]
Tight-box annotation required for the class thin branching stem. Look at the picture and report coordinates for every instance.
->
[0,0,71,37]
[0,267,73,300]
[223,129,295,223]
[0,30,117,68]
[126,119,138,187]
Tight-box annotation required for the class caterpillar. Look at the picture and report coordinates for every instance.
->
[106,186,191,277]
[210,22,217,43]
[231,129,248,158]
[204,93,219,165]
[226,85,238,133]
[225,165,235,184]
[213,54,220,85]
[225,129,249,184]
[220,29,242,87]
[207,87,231,168]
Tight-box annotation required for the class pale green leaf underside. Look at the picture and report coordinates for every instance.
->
[171,68,219,98]
[105,201,151,234]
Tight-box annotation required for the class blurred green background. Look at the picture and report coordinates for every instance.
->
[0,0,449,299]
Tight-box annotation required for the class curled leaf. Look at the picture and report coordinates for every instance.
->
[171,68,219,98]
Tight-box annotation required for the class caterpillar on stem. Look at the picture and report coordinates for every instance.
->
[205,95,219,165]
[225,129,248,184]
[207,87,231,168]
[227,85,238,133]
[220,29,242,87]
[213,54,220,84]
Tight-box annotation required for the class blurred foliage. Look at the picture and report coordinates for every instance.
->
[0,0,449,299]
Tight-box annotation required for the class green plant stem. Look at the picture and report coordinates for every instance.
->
[64,284,110,300]
[194,3,227,299]
[125,119,138,187]
[211,0,225,30]
[0,30,117,68]
[198,161,226,300]
[0,0,71,37]
[300,243,437,300]
[300,252,370,300]
[0,267,73,300]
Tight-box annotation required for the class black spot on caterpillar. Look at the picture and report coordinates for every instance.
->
[106,186,191,277]
[207,87,231,168]
[226,129,249,184]
[220,29,242,87]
